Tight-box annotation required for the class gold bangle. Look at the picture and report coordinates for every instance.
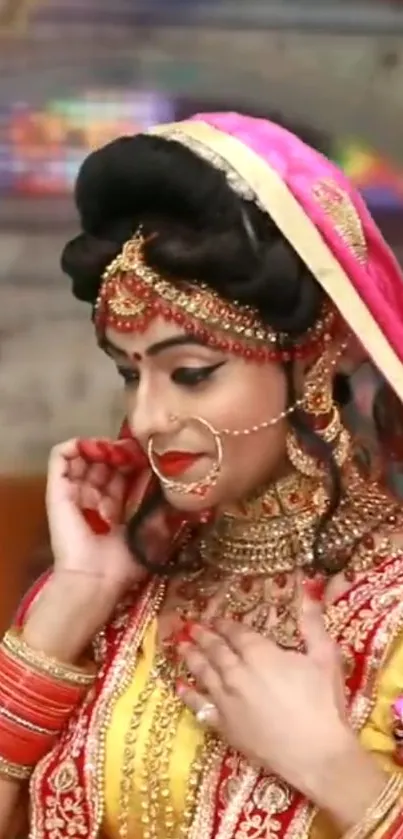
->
[343,773,403,839]
[0,756,32,782]
[370,796,403,839]
[2,629,96,688]
[0,706,54,737]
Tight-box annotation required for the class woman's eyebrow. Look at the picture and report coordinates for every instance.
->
[146,335,208,356]
[100,333,209,361]
[100,337,133,359]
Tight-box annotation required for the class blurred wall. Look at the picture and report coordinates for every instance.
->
[0,232,121,474]
[1,23,403,159]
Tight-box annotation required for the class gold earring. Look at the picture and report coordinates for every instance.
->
[286,350,351,477]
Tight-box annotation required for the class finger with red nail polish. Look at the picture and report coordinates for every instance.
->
[82,508,111,535]
[302,576,326,602]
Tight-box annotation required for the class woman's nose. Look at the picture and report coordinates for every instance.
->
[128,398,177,445]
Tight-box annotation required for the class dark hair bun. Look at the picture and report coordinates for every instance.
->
[61,131,323,336]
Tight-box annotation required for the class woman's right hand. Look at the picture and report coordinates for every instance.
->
[22,437,164,663]
[46,437,152,597]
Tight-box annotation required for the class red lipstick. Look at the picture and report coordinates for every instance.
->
[154,451,203,477]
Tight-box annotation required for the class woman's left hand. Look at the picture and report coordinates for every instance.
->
[177,580,358,805]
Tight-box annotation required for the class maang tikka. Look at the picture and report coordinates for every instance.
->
[95,229,335,363]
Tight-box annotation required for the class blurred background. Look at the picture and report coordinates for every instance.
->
[1,0,403,624]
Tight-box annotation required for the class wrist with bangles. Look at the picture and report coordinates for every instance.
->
[0,627,97,781]
[342,773,403,839]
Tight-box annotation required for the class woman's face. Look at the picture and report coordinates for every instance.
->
[105,318,289,512]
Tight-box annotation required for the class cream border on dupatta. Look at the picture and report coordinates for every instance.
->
[150,120,403,405]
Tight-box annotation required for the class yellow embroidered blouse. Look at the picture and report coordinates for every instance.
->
[103,621,403,839]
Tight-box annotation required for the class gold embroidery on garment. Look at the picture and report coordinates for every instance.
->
[29,683,93,838]
[141,689,181,835]
[188,744,225,839]
[312,178,367,265]
[118,642,220,839]
[89,582,166,839]
[235,778,291,839]
[44,760,87,839]
[216,760,258,839]
[350,590,403,732]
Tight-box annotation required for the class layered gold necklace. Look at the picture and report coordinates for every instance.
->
[165,463,402,647]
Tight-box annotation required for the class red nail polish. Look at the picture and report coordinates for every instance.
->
[175,678,191,694]
[98,440,116,461]
[303,576,325,601]
[82,508,111,535]
[108,446,132,468]
[77,440,101,462]
[175,621,197,645]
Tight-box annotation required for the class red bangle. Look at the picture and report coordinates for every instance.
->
[0,628,96,774]
[0,654,87,704]
[0,723,56,765]
[382,810,403,839]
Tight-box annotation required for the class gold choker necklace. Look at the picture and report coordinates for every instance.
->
[199,472,327,578]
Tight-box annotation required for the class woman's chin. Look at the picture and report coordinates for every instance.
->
[161,483,222,515]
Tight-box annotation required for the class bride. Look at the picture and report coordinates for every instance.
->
[1,112,403,839]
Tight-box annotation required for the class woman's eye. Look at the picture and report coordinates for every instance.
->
[117,367,139,386]
[172,363,224,387]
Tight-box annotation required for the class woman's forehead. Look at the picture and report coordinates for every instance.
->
[104,318,203,357]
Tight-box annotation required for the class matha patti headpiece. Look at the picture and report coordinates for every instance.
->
[95,230,335,362]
